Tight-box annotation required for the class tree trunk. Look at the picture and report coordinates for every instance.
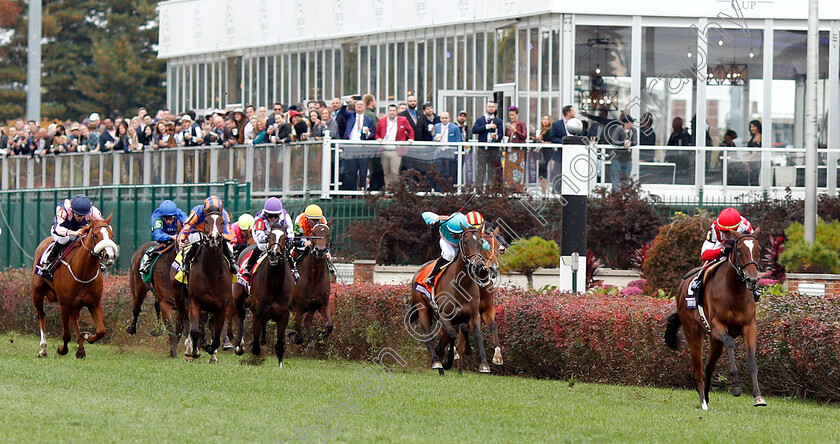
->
[526,272,534,290]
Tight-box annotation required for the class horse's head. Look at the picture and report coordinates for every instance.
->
[267,222,288,266]
[481,227,502,282]
[203,207,224,249]
[459,226,489,277]
[310,223,331,259]
[730,230,762,291]
[82,214,119,267]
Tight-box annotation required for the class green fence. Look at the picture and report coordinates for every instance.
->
[0,181,250,270]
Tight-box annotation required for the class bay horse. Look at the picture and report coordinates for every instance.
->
[31,216,119,358]
[288,222,334,349]
[665,231,766,410]
[232,223,295,366]
[127,240,182,357]
[172,208,232,363]
[408,226,490,375]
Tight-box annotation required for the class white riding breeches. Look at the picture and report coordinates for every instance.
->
[440,238,458,262]
[51,234,77,245]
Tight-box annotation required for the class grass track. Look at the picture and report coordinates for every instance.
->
[1,335,837,443]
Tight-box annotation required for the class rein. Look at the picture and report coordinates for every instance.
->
[728,234,761,282]
[60,234,102,284]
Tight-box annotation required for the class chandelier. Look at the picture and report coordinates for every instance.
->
[578,88,618,111]
[707,64,748,86]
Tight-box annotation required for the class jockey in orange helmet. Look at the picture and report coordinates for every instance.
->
[177,195,238,273]
[686,207,756,308]
[465,210,486,233]
[292,204,332,261]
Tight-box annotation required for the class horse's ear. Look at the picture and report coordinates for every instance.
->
[327,220,332,228]
[79,225,92,235]
[752,227,760,237]
[105,214,113,224]
[492,227,500,237]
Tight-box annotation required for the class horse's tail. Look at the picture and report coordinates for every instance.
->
[664,312,682,350]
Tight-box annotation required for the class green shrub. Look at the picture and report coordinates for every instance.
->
[500,236,559,289]
[642,212,713,297]
[779,221,840,273]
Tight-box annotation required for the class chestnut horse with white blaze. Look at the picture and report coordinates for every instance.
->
[288,222,334,349]
[31,216,119,358]
[665,231,767,410]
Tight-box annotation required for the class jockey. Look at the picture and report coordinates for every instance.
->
[465,210,486,233]
[177,195,237,274]
[292,204,331,260]
[687,207,757,308]
[231,213,255,255]
[422,211,470,286]
[242,197,295,279]
[37,194,103,277]
[139,200,188,277]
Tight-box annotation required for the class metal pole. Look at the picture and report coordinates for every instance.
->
[26,0,42,122]
[804,0,819,243]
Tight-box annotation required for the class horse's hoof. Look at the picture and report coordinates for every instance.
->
[754,397,767,407]
[81,332,91,341]
[493,347,503,365]
[37,349,47,358]
[126,325,137,335]
[454,352,461,361]
[150,326,163,337]
[209,354,218,364]
[278,360,284,368]
[57,345,68,356]
[729,385,742,397]
[222,339,233,350]
[234,346,245,356]
[478,363,491,373]
[75,349,86,359]
[438,368,445,376]
[431,361,443,369]
[701,399,709,411]
[184,355,195,362]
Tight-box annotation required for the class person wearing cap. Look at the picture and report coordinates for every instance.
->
[291,204,331,261]
[686,208,757,308]
[87,114,102,151]
[230,213,256,256]
[180,114,203,147]
[421,211,472,287]
[289,110,309,142]
[139,200,189,278]
[606,114,637,189]
[37,195,103,278]
[242,197,295,278]
[230,108,247,145]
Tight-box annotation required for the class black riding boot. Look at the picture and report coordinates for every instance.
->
[426,256,447,286]
[289,254,300,282]
[753,289,760,303]
[139,250,158,276]
[39,242,65,276]
[241,247,261,277]
[224,242,238,274]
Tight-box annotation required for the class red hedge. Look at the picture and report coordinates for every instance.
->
[1,270,837,402]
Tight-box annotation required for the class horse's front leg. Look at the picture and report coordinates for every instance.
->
[483,307,503,365]
[303,311,316,350]
[207,308,226,363]
[288,306,304,345]
[721,332,742,397]
[743,322,766,407]
[472,314,490,373]
[318,305,334,339]
[71,310,85,359]
[57,305,71,356]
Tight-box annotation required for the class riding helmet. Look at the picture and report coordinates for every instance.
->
[304,204,323,219]
[70,195,92,216]
[203,195,223,212]
[465,211,485,229]
[238,213,255,230]
[716,207,742,230]
[263,197,284,215]
[158,200,179,216]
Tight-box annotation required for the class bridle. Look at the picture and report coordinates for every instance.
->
[727,234,762,289]
[459,228,489,276]
[204,209,223,249]
[63,223,118,283]
[309,223,330,259]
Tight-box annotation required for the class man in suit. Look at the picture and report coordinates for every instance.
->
[363,94,384,191]
[544,105,575,186]
[471,101,504,187]
[375,104,415,187]
[607,115,637,189]
[433,111,462,189]
[341,100,376,190]
[456,110,472,142]
[398,95,420,135]
[415,102,439,142]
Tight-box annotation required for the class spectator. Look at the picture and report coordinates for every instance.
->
[471,101,504,186]
[139,114,153,145]
[375,104,414,187]
[310,110,326,139]
[747,120,762,147]
[397,103,407,114]
[320,108,338,139]
[141,124,155,149]
[363,94,384,191]
[114,121,132,153]
[230,108,247,144]
[289,110,309,142]
[330,97,342,119]
[639,112,657,162]
[607,115,636,189]
[398,95,420,136]
[505,106,527,143]
[257,106,268,120]
[162,122,177,148]
[245,105,256,119]
[244,116,258,142]
[336,97,354,140]
[0,126,8,155]
[434,111,461,187]
[416,102,440,142]
[253,118,268,144]
[268,114,292,144]
[667,117,691,147]
[77,125,91,152]
[181,114,203,146]
[204,117,225,146]
[266,102,285,127]
[341,100,375,190]
[127,126,141,151]
[721,129,737,147]
[585,108,610,141]
[99,118,117,152]
[456,110,471,141]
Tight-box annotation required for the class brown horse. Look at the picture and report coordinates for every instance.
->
[127,240,182,357]
[232,223,295,366]
[31,216,119,358]
[438,227,505,370]
[408,227,490,375]
[288,223,334,349]
[172,208,232,363]
[665,231,766,410]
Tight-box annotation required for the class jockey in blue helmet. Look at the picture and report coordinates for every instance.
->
[422,211,469,286]
[139,200,188,277]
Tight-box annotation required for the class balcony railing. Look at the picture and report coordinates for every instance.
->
[3,137,839,200]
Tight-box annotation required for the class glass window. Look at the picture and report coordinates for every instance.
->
[436,38,445,99]
[529,28,539,91]
[267,56,275,106]
[446,36,455,90]
[475,32,485,91]
[426,38,435,103]
[290,54,299,104]
[359,46,368,94]
[324,50,333,99]
[551,29,560,92]
[518,28,528,91]
[466,34,474,90]
[416,41,425,99]
[541,28,550,93]
[496,25,516,84]
[396,42,405,101]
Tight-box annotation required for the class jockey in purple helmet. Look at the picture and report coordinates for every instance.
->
[241,197,296,279]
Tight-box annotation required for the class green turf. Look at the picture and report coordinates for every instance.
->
[0,335,837,444]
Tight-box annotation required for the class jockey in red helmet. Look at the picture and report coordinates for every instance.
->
[686,207,757,308]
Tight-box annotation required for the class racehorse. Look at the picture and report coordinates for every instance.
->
[172,207,232,363]
[31,216,118,358]
[127,240,182,357]
[440,227,505,370]
[665,231,767,410]
[288,223,334,349]
[231,223,294,366]
[409,226,491,375]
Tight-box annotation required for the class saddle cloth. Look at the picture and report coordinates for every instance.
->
[35,241,81,279]
[412,261,449,303]
[171,244,237,285]
[235,250,267,293]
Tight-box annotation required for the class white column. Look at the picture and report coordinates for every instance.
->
[630,16,642,180]
[561,15,575,108]
[695,18,708,193]
[827,21,839,194]
[762,20,774,190]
